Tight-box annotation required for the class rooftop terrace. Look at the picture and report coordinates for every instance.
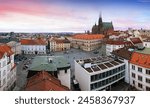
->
[76,56,124,73]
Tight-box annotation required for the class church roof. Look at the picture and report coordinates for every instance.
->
[103,22,113,29]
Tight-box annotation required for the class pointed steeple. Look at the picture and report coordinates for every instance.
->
[98,11,103,27]
[99,11,102,19]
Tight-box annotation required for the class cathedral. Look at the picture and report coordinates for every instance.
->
[92,14,114,35]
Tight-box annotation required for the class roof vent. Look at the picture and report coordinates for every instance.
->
[84,63,91,68]
[48,57,53,63]
[78,60,84,65]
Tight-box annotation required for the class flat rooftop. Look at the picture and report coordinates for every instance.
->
[29,56,70,72]
[76,56,124,73]
[135,48,150,55]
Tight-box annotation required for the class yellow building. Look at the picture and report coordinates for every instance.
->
[49,37,70,52]
[71,34,104,51]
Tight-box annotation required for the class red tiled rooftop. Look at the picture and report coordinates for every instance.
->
[130,38,143,44]
[73,34,104,40]
[106,40,132,45]
[50,37,70,44]
[0,44,14,59]
[25,71,69,91]
[20,38,46,45]
[130,52,150,68]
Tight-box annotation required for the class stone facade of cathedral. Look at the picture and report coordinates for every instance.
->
[92,14,114,36]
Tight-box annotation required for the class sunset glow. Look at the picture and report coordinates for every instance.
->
[0,0,150,32]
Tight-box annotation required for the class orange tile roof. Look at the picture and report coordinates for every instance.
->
[50,37,70,44]
[20,38,46,45]
[0,44,14,59]
[25,71,69,91]
[112,31,120,36]
[130,52,150,68]
[73,34,104,40]
[106,40,133,46]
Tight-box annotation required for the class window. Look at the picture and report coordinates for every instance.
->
[146,70,150,75]
[98,74,102,79]
[98,81,102,87]
[65,69,67,73]
[94,83,98,89]
[138,83,143,89]
[132,65,135,70]
[132,73,135,78]
[138,75,142,81]
[146,78,150,84]
[95,75,98,80]
[138,67,142,72]
[132,80,135,85]
[146,86,150,91]
[91,76,94,82]
[102,72,106,78]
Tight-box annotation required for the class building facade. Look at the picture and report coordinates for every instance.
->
[20,38,46,54]
[106,40,133,55]
[75,56,125,91]
[71,34,104,51]
[130,49,150,91]
[7,41,21,55]
[49,37,70,52]
[113,47,150,91]
[0,44,16,91]
[129,37,143,47]
[143,38,150,48]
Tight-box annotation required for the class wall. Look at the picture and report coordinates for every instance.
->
[143,42,150,48]
[130,63,150,91]
[74,61,90,91]
[58,69,71,89]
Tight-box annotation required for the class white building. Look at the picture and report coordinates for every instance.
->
[20,38,46,54]
[129,37,143,47]
[130,48,150,91]
[106,40,132,55]
[112,48,133,84]
[113,47,150,91]
[75,56,126,91]
[28,56,71,89]
[0,44,16,91]
[143,38,150,48]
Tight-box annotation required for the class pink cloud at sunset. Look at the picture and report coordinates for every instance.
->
[0,0,149,32]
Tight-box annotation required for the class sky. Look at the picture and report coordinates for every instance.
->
[0,0,150,33]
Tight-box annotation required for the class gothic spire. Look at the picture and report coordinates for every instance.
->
[99,11,102,18]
